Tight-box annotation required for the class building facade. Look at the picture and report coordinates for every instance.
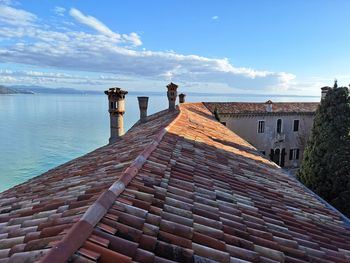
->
[205,101,319,168]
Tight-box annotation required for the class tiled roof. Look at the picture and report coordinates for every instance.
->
[1,102,350,263]
[204,102,319,115]
[0,109,177,262]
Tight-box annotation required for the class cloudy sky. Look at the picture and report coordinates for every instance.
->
[0,0,349,95]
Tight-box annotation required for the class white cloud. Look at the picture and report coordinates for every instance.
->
[0,5,296,93]
[0,5,36,26]
[69,8,142,46]
[53,6,65,16]
[122,32,142,47]
[69,8,119,39]
[211,16,219,20]
[0,69,130,88]
[0,0,16,5]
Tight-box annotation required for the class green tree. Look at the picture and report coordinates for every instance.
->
[297,82,350,218]
[214,107,221,122]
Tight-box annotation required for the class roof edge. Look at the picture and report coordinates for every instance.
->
[39,108,182,263]
[284,170,350,227]
[204,102,320,105]
[203,102,319,115]
[218,112,317,116]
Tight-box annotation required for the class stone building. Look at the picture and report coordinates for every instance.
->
[205,101,319,168]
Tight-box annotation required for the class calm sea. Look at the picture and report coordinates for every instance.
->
[0,93,319,192]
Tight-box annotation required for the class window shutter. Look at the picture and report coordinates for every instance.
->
[296,149,300,160]
[289,149,293,160]
[262,121,265,133]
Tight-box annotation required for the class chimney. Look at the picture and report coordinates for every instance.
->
[137,96,149,123]
[321,86,331,100]
[166,82,178,111]
[265,100,273,112]
[179,93,186,103]
[104,87,128,144]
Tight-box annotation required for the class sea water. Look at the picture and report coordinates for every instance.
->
[0,93,319,192]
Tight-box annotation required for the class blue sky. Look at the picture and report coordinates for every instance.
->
[0,0,349,95]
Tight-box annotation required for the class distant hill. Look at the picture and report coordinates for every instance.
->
[0,86,17,94]
[11,85,102,95]
[0,85,34,94]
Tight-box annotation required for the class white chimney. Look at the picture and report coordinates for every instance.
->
[265,100,273,112]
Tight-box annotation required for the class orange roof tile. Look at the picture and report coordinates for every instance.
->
[204,102,319,114]
[1,102,350,263]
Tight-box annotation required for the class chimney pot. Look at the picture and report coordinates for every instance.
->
[105,87,128,143]
[179,93,186,103]
[166,82,178,111]
[137,96,149,123]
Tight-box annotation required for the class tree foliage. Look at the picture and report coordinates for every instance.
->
[214,107,221,122]
[297,82,350,218]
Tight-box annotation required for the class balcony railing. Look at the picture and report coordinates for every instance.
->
[275,133,286,143]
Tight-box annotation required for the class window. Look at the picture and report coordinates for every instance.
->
[258,120,265,133]
[293,120,299,132]
[220,122,226,126]
[276,119,282,133]
[260,150,266,155]
[289,148,300,160]
[281,148,286,167]
[274,148,281,165]
[110,101,114,109]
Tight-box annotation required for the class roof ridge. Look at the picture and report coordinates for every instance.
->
[39,108,183,263]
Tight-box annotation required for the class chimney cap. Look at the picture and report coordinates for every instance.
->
[166,82,178,89]
[104,87,128,95]
[265,100,273,104]
[321,86,331,91]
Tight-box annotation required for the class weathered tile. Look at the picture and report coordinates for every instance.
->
[1,102,350,263]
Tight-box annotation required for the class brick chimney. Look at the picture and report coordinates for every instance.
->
[137,96,149,123]
[179,93,186,103]
[265,100,273,112]
[104,87,128,144]
[166,82,178,111]
[321,86,331,100]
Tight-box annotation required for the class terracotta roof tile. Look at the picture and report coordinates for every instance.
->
[1,102,350,262]
[225,244,260,262]
[204,102,319,115]
[158,230,192,249]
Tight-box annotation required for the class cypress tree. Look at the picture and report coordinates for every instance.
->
[297,81,350,217]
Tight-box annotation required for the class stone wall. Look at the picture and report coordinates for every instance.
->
[219,113,315,168]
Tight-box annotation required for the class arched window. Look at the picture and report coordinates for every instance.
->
[270,148,284,166]
[277,119,282,133]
